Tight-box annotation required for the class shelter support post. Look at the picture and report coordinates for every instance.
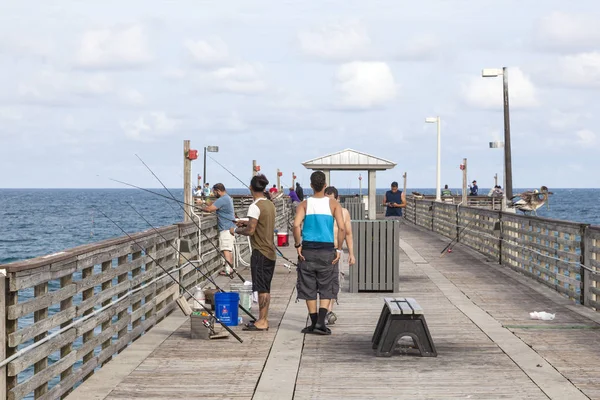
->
[368,169,376,220]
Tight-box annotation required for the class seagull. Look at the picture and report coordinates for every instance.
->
[509,186,553,215]
[412,191,424,199]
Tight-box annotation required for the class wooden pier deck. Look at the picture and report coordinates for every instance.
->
[68,222,600,400]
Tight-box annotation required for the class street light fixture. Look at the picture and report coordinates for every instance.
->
[425,116,441,202]
[203,145,219,188]
[481,67,513,202]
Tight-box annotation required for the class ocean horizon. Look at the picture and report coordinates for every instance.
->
[1,187,598,264]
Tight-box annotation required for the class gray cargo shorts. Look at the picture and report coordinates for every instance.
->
[296,248,336,300]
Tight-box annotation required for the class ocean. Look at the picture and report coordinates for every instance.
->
[1,188,599,264]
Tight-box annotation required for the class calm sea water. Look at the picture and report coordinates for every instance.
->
[1,188,599,264]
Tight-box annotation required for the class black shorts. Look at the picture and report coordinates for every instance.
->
[251,249,276,293]
[296,248,336,300]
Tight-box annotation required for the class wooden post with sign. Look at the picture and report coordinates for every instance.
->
[277,169,281,191]
[461,158,467,205]
[252,160,257,177]
[402,172,407,195]
[292,172,296,188]
[184,140,192,222]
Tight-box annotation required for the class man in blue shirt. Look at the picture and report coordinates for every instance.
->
[469,180,479,196]
[200,183,236,275]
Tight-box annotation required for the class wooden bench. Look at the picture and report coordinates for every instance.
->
[371,297,437,357]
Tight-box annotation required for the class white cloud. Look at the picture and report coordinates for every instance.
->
[118,88,145,105]
[81,74,114,96]
[535,12,600,51]
[576,129,596,146]
[0,108,22,121]
[298,20,371,61]
[16,69,70,105]
[395,34,441,61]
[120,112,180,141]
[76,24,152,69]
[461,67,538,109]
[554,52,600,88]
[185,37,230,66]
[207,63,267,94]
[335,61,397,109]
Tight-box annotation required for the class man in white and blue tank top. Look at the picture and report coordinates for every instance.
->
[293,171,346,335]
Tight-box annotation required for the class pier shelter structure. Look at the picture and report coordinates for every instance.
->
[301,148,396,220]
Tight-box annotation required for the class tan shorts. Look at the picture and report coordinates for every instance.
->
[219,230,234,252]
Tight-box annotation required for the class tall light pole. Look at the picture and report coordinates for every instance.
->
[425,116,441,202]
[482,67,513,200]
[203,145,219,187]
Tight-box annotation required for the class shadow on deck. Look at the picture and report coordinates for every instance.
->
[68,222,600,400]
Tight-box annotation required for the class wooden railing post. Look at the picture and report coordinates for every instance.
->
[582,224,591,306]
[498,211,503,266]
[0,274,6,400]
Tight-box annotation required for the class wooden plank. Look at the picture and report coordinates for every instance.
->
[386,219,393,291]
[373,221,380,290]
[76,280,130,317]
[37,358,98,400]
[76,256,145,292]
[8,351,77,400]
[395,299,413,314]
[365,222,372,291]
[406,298,423,314]
[75,298,130,337]
[8,259,77,291]
[7,329,77,377]
[7,284,76,320]
[75,317,130,359]
[8,309,77,349]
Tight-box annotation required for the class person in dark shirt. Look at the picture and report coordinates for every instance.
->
[469,180,479,196]
[295,182,304,201]
[383,181,406,219]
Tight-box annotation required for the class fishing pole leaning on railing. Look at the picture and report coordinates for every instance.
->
[99,209,244,343]
[126,203,257,322]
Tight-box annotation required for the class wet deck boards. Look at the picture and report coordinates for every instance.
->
[68,223,600,400]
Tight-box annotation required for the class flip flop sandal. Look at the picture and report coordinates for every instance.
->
[243,324,268,331]
[311,325,331,335]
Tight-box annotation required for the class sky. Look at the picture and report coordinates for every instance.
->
[1,1,599,190]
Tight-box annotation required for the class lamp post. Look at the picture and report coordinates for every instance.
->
[425,116,441,202]
[482,67,513,200]
[203,145,219,188]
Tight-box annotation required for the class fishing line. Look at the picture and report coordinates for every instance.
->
[134,154,249,284]
[98,208,244,343]
[208,155,250,191]
[125,202,257,322]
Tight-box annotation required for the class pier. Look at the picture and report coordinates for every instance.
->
[0,192,599,399]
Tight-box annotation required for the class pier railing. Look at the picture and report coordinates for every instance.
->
[405,197,599,311]
[0,197,294,400]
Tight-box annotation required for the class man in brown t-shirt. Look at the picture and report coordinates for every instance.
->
[233,174,276,331]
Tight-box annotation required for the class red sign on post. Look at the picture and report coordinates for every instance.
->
[459,164,465,170]
[188,149,198,160]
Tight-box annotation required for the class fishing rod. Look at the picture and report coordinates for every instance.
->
[440,217,478,257]
[126,202,257,322]
[98,209,244,343]
[275,247,298,268]
[134,154,249,284]
[206,157,299,269]
[208,155,250,191]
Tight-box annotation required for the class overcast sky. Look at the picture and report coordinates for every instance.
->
[1,1,599,190]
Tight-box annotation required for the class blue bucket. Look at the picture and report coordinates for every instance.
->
[214,292,240,326]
